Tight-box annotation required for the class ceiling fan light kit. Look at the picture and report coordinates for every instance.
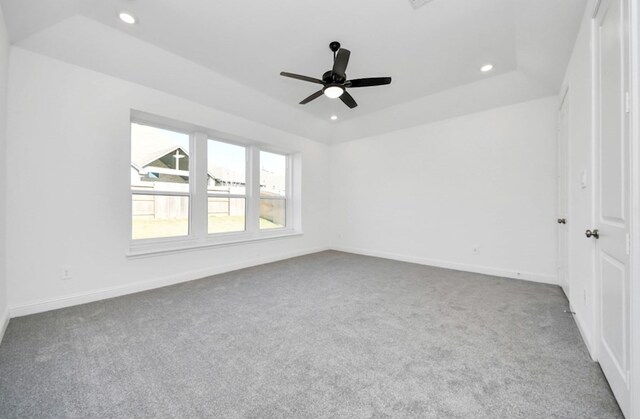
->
[280,41,392,109]
[323,84,344,99]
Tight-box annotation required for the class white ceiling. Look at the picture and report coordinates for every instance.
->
[0,0,587,143]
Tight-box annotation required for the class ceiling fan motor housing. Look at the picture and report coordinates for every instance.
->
[323,70,345,83]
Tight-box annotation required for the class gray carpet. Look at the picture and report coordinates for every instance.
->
[0,251,622,418]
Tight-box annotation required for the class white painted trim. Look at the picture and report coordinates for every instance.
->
[628,0,640,416]
[0,309,9,345]
[557,87,571,298]
[131,109,301,155]
[9,246,329,318]
[129,113,300,254]
[589,5,601,364]
[572,308,596,360]
[330,246,558,285]
[128,230,303,258]
[8,246,559,320]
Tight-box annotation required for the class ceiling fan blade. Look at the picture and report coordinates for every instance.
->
[339,91,358,108]
[347,77,392,88]
[280,72,324,85]
[332,49,351,79]
[300,90,324,104]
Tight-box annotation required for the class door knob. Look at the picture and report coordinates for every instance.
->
[585,229,600,239]
[557,218,567,224]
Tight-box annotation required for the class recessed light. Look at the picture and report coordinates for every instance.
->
[480,64,494,73]
[330,115,338,121]
[119,12,136,25]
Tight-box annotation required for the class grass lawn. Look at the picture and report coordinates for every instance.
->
[132,215,282,240]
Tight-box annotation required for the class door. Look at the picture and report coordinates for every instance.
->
[557,91,570,297]
[594,0,631,415]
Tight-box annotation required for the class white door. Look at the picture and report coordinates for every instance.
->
[557,92,570,297]
[557,92,570,299]
[594,0,631,415]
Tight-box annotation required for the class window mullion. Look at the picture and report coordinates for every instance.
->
[247,146,260,234]
[285,154,293,229]
[191,132,208,239]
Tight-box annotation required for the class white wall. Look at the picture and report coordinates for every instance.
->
[6,48,331,315]
[16,16,330,144]
[3,45,563,318]
[0,6,10,341]
[330,96,559,283]
[561,7,596,354]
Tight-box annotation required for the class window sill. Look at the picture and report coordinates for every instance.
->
[127,229,303,259]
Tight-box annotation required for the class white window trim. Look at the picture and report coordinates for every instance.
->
[128,111,302,258]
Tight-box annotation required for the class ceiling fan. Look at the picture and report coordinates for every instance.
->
[280,41,392,109]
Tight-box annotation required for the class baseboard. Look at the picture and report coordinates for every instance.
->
[572,308,596,361]
[9,246,330,318]
[331,246,558,285]
[0,308,9,346]
[8,245,557,318]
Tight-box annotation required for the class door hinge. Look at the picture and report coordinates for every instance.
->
[625,91,630,113]
[626,233,631,255]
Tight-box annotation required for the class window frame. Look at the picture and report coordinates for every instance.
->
[130,123,193,242]
[206,138,249,235]
[128,112,301,257]
[258,149,290,231]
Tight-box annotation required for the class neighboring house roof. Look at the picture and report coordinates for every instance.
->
[131,128,190,168]
[131,144,245,185]
[132,145,189,171]
[131,134,279,189]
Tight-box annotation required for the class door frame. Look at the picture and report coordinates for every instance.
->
[557,87,571,298]
[628,0,640,416]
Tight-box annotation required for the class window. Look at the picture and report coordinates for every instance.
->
[207,139,247,234]
[131,123,190,240]
[260,151,287,230]
[130,115,299,253]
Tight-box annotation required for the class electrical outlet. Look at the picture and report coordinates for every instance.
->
[61,266,72,280]
[472,245,480,255]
